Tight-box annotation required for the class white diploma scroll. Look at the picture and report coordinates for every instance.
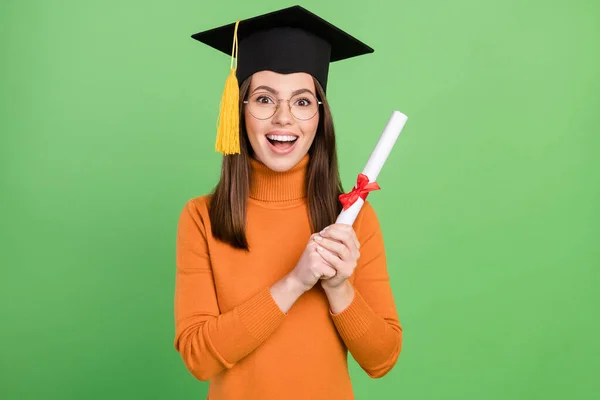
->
[336,111,408,225]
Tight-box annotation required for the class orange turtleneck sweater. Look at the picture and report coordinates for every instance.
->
[173,154,402,399]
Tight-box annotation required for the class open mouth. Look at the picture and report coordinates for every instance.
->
[266,134,299,152]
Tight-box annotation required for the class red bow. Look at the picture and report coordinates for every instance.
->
[339,174,381,210]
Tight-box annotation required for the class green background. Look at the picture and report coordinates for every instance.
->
[1,0,598,398]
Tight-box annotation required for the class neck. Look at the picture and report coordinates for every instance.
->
[249,155,309,203]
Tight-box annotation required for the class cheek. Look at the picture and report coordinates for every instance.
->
[301,115,319,141]
[244,108,255,133]
[244,109,262,143]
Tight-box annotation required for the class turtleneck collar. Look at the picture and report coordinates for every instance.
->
[249,154,309,203]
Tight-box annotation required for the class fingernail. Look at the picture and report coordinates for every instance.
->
[317,246,324,252]
[314,235,323,241]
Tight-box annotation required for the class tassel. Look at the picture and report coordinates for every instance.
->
[215,20,241,155]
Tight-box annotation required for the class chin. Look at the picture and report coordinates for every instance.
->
[258,150,303,172]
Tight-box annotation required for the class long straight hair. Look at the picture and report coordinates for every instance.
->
[209,75,344,250]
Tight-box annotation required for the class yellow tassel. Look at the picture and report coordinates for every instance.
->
[215,20,241,155]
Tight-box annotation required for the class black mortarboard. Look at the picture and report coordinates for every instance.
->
[190,5,373,155]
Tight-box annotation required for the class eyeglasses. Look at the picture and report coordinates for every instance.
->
[243,92,322,120]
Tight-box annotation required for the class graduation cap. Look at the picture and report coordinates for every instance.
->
[191,5,374,155]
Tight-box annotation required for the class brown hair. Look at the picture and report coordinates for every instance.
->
[208,75,344,250]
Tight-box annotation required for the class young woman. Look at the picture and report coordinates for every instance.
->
[174,6,402,399]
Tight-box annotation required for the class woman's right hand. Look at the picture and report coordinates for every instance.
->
[288,233,337,293]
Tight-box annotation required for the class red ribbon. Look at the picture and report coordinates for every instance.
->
[339,174,381,210]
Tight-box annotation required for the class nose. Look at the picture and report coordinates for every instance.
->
[272,100,293,126]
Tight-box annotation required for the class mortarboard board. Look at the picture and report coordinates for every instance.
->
[191,5,374,155]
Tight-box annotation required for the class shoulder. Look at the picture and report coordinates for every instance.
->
[353,200,382,239]
[184,194,213,214]
[177,194,214,231]
[356,199,380,226]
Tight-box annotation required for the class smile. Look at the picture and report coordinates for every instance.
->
[265,132,299,154]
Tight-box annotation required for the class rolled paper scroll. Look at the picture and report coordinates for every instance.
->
[336,110,408,225]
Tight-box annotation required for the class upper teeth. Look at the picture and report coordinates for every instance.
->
[266,134,297,142]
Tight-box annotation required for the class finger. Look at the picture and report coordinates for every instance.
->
[319,226,359,259]
[314,235,350,260]
[319,264,337,279]
[322,224,354,245]
[339,224,360,252]
[316,249,335,269]
[319,226,346,245]
[345,225,360,251]
[339,225,360,258]
[316,244,343,269]
[309,233,322,243]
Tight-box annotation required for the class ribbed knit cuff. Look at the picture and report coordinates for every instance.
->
[330,289,375,341]
[236,287,286,342]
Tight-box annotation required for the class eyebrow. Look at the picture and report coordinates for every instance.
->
[252,85,315,97]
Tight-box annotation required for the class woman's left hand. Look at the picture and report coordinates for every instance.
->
[313,223,361,290]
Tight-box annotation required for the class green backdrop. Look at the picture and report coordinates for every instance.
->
[1,0,598,399]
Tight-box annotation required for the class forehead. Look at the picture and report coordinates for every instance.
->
[250,71,315,92]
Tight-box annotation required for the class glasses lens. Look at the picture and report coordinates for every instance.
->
[245,92,320,120]
[247,93,277,119]
[290,93,319,120]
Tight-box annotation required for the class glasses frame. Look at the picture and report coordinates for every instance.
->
[243,92,323,121]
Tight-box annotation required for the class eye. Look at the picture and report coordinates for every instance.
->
[294,97,312,107]
[255,95,274,104]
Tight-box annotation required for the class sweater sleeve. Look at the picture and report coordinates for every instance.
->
[329,200,402,378]
[173,199,286,381]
